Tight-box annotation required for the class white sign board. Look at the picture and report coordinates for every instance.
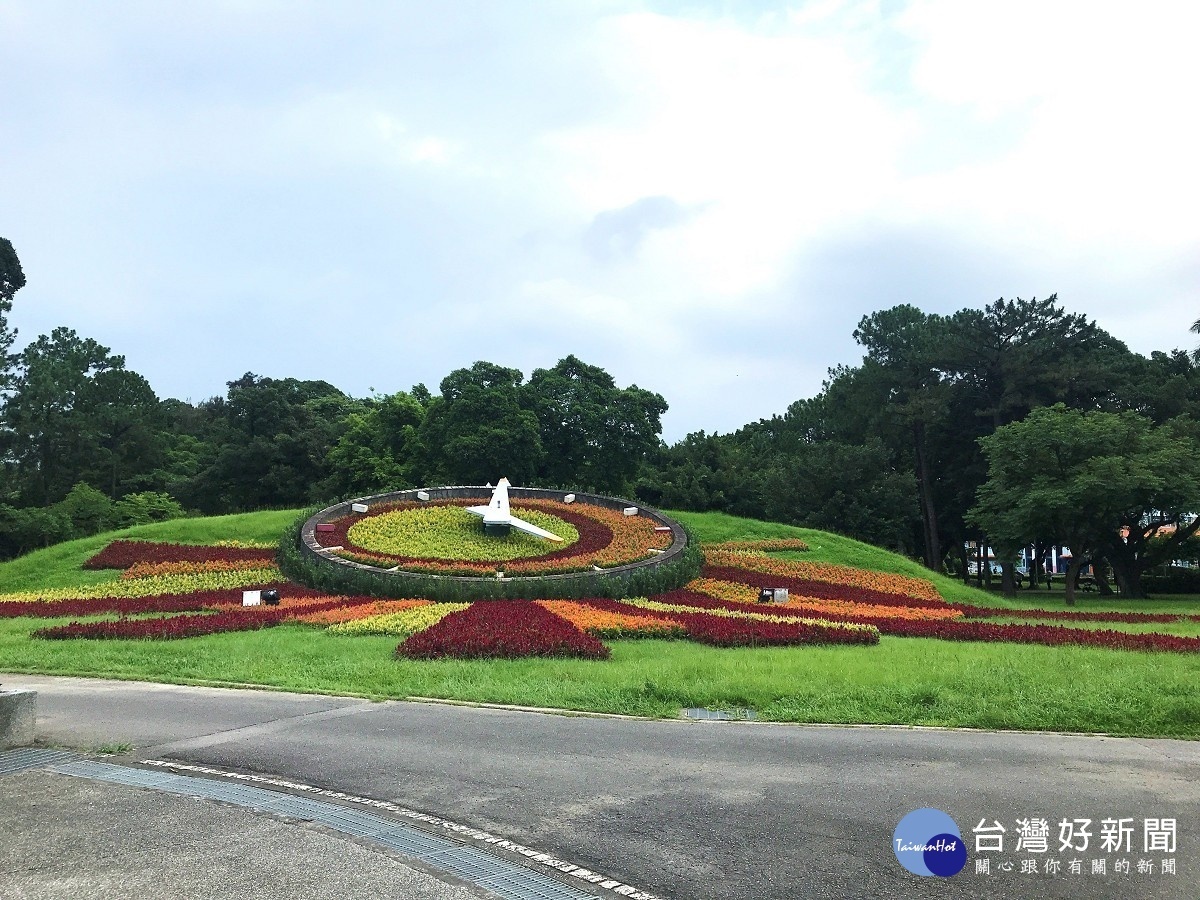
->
[242,590,262,607]
[623,507,638,516]
[351,502,369,513]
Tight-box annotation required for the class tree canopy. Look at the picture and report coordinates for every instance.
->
[969,405,1200,603]
[4,230,1200,591]
[0,237,25,371]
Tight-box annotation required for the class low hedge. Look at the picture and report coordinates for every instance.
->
[1142,567,1200,595]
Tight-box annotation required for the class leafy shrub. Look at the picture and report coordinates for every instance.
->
[1142,567,1200,595]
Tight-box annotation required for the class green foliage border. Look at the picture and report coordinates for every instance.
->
[279,486,701,602]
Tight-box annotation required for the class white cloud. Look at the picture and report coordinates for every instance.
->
[3,0,1197,441]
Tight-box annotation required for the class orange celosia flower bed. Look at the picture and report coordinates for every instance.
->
[704,549,942,601]
[687,578,964,622]
[705,539,810,552]
[535,601,685,638]
[295,599,430,626]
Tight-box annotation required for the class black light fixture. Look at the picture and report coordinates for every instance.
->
[262,589,281,606]
[758,588,774,604]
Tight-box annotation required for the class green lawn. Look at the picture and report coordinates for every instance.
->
[1,508,1198,738]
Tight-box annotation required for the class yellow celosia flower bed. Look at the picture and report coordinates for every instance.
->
[121,559,274,580]
[0,568,283,603]
[622,597,880,636]
[347,505,579,561]
[327,603,469,637]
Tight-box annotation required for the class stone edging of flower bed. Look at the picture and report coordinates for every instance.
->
[288,486,698,602]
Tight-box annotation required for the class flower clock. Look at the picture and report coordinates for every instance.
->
[3,487,1199,661]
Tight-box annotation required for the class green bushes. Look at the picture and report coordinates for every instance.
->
[0,484,186,558]
[1142,567,1200,595]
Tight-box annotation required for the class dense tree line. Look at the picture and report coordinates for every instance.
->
[2,234,1198,598]
[636,297,1200,598]
[0,239,668,557]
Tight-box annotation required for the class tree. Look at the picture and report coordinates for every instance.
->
[415,362,545,485]
[638,430,760,515]
[1192,318,1200,364]
[525,355,667,494]
[0,328,126,505]
[942,296,1124,429]
[760,439,916,550]
[853,305,954,569]
[0,237,25,375]
[77,368,164,498]
[192,374,352,511]
[969,405,1200,604]
[321,391,425,497]
[113,491,185,527]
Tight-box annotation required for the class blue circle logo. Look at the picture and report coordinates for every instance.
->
[893,808,967,877]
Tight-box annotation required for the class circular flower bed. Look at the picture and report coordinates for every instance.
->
[286,486,698,601]
[317,497,669,576]
[347,504,581,562]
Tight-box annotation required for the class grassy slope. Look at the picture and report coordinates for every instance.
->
[0,510,300,592]
[1,508,1198,737]
[674,511,1200,615]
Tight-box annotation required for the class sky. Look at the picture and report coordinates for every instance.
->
[3,0,1198,442]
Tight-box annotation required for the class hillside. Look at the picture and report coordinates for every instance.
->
[1,508,1197,737]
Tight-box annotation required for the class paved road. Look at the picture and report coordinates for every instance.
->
[4,674,1197,900]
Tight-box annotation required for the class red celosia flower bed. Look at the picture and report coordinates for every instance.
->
[948,603,1198,624]
[649,591,1200,653]
[22,534,1197,656]
[33,596,377,640]
[854,617,1200,653]
[664,610,878,648]
[706,566,1200,626]
[396,601,610,660]
[576,598,878,648]
[84,541,276,570]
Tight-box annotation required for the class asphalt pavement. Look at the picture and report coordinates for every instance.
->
[2,673,1197,900]
[1,767,493,900]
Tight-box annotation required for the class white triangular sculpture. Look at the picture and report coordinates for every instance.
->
[465,477,562,541]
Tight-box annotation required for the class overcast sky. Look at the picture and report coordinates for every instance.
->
[4,1,1198,441]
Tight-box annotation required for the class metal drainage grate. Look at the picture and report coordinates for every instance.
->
[35,757,600,900]
[424,847,595,900]
[0,748,79,775]
[682,706,757,721]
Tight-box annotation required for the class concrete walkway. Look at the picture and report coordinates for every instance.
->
[3,673,1198,900]
[2,765,495,900]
